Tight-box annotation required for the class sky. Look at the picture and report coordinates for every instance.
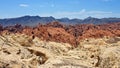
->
[0,0,120,19]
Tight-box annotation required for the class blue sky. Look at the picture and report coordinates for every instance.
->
[0,0,120,19]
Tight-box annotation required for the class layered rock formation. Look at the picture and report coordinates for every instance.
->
[0,22,120,68]
[0,22,120,46]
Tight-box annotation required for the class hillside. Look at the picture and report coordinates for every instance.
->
[0,22,120,46]
[0,22,120,68]
[1,16,120,26]
[0,33,120,68]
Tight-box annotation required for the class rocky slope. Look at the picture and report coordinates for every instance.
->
[0,33,120,68]
[0,22,120,68]
[1,22,120,46]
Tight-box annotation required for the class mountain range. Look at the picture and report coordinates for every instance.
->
[0,15,120,26]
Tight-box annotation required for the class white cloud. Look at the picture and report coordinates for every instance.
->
[38,4,55,8]
[80,9,86,13]
[39,9,116,19]
[19,4,29,7]
[88,11,112,14]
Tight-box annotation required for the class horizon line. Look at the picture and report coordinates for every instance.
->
[0,15,119,19]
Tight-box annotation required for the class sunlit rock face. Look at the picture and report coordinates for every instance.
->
[0,22,120,68]
[0,34,72,68]
[0,34,120,68]
[0,22,120,46]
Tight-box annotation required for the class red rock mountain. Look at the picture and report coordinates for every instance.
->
[0,22,120,47]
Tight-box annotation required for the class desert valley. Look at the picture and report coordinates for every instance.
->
[0,19,120,68]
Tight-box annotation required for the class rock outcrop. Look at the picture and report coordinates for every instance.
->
[0,22,120,47]
[0,34,120,68]
[0,22,120,68]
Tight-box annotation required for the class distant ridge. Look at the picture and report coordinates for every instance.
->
[0,15,120,26]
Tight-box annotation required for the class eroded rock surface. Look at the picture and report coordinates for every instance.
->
[0,22,120,46]
[0,34,120,68]
[0,22,120,68]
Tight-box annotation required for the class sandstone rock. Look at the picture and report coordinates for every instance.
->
[0,34,120,68]
[0,22,120,46]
